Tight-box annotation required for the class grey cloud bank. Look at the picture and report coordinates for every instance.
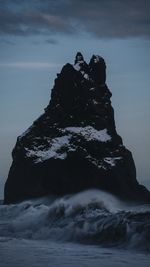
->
[0,0,150,38]
[0,62,61,69]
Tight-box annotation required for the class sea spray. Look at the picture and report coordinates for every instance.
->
[1,190,150,251]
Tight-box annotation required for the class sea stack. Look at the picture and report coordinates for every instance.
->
[4,53,150,204]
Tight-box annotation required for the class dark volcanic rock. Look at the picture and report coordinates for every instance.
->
[4,53,150,204]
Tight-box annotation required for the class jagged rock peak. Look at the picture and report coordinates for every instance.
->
[73,52,106,85]
[73,52,88,74]
[74,52,84,64]
[4,53,150,204]
[90,54,106,65]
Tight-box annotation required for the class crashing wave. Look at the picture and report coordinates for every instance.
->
[0,190,150,251]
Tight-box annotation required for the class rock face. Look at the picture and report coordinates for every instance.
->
[4,53,150,204]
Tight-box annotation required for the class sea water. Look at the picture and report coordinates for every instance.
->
[0,190,150,267]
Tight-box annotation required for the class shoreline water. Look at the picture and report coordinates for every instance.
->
[1,238,150,267]
[1,190,150,266]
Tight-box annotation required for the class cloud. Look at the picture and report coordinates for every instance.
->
[0,38,15,45]
[0,0,150,38]
[0,62,61,69]
[45,38,59,45]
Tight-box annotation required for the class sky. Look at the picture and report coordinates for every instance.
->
[0,0,150,199]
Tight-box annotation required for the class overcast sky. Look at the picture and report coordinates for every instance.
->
[0,0,150,199]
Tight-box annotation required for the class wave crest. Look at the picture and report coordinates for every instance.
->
[0,190,150,251]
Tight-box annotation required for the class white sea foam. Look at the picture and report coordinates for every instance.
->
[1,189,150,251]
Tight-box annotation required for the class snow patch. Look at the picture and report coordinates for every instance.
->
[65,126,111,142]
[26,135,72,163]
[104,157,122,167]
[86,155,122,169]
[83,73,89,80]
[86,155,107,170]
[93,100,98,105]
[73,62,89,80]
[73,60,84,71]
[24,127,112,163]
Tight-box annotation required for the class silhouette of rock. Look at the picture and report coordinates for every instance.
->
[89,55,106,85]
[4,53,150,204]
[74,52,84,64]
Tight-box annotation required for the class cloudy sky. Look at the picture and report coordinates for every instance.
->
[0,0,150,198]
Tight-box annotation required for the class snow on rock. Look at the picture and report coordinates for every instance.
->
[25,135,72,163]
[73,61,89,80]
[83,73,89,80]
[65,126,111,142]
[6,52,150,205]
[93,100,98,105]
[73,61,83,71]
[104,157,122,167]
[25,127,111,163]
[86,155,122,169]
[93,55,101,63]
[85,155,106,170]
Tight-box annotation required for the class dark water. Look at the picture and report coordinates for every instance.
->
[0,190,150,266]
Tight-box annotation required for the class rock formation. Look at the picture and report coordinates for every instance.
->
[4,53,150,204]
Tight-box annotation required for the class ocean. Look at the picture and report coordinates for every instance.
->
[0,190,150,267]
